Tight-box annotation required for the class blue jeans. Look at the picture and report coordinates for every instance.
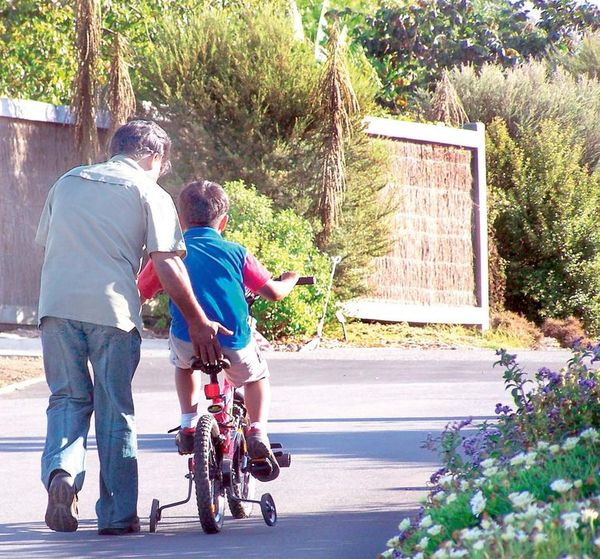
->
[40,317,141,530]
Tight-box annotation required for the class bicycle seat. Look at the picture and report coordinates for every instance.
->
[190,356,231,374]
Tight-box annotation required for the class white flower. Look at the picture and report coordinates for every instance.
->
[516,530,528,542]
[417,536,429,550]
[581,508,599,523]
[523,451,537,467]
[449,551,468,558]
[549,444,560,454]
[470,490,486,517]
[504,513,516,525]
[433,550,449,559]
[537,441,550,450]
[509,491,534,510]
[413,553,424,559]
[594,537,600,548]
[419,515,433,528]
[427,524,442,536]
[533,533,547,545]
[446,493,457,505]
[534,519,544,531]
[398,517,411,532]
[483,466,499,477]
[561,512,580,531]
[480,458,496,469]
[380,551,393,559]
[472,540,485,551]
[438,473,454,488]
[461,527,483,541]
[386,536,400,548]
[510,452,526,466]
[460,480,470,491]
[580,427,600,442]
[574,479,583,488]
[521,504,539,520]
[433,491,446,502]
[501,525,516,541]
[562,436,580,451]
[551,479,574,493]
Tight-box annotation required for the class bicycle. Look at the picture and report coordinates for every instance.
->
[149,275,315,533]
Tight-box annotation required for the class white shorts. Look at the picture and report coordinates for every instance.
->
[169,333,270,388]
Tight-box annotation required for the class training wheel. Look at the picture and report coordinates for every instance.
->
[149,498,160,533]
[260,493,277,527]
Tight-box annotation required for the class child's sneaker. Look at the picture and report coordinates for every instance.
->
[175,427,195,455]
[246,427,280,482]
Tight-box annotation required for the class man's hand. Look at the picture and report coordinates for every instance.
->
[150,251,232,363]
[189,320,233,365]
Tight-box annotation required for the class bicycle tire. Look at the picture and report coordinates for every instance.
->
[194,415,225,533]
[226,434,256,518]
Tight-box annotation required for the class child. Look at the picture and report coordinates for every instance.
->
[138,179,298,481]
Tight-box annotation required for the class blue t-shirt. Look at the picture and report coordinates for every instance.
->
[169,227,253,349]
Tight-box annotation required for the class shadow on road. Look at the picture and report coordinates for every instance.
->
[0,507,417,559]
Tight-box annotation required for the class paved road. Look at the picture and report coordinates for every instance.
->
[0,343,571,559]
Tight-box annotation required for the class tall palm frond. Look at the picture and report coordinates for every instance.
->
[73,0,101,163]
[317,22,359,247]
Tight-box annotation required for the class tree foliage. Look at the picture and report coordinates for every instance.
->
[487,119,600,333]
[345,0,600,112]
[140,2,390,296]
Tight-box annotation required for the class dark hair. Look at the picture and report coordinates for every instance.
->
[109,120,172,176]
[178,180,229,228]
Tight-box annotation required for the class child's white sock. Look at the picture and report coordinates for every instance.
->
[250,421,267,432]
[181,413,199,430]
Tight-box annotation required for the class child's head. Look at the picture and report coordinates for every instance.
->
[178,180,229,230]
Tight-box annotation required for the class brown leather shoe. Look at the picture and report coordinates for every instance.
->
[45,471,78,532]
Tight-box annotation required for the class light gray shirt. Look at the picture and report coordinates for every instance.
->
[35,155,185,333]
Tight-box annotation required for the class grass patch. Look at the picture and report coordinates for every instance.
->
[0,356,44,388]
[322,316,544,350]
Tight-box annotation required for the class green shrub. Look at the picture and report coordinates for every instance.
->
[451,61,600,169]
[139,1,390,298]
[486,118,600,333]
[224,180,330,339]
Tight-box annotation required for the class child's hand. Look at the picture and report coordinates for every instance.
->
[257,271,300,301]
[278,271,299,283]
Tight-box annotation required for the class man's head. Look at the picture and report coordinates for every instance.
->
[109,120,172,180]
[178,180,229,231]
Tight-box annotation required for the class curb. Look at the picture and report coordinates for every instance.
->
[0,375,45,395]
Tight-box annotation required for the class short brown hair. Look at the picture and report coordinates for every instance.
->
[178,180,229,228]
[109,120,171,175]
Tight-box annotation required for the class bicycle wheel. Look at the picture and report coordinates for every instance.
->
[194,415,225,533]
[227,433,256,518]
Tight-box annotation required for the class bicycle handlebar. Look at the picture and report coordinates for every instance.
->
[296,276,316,285]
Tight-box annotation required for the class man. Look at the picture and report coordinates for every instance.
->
[35,120,231,535]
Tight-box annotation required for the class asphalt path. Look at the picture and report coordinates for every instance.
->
[0,344,572,559]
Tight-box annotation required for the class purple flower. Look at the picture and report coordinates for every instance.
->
[578,378,597,390]
[495,403,512,415]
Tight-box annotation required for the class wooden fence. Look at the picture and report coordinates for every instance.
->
[344,117,489,329]
[0,98,106,324]
[0,99,487,329]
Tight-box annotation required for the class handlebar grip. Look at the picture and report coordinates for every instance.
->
[297,276,316,285]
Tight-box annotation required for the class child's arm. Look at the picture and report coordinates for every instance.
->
[257,271,300,301]
[138,259,164,303]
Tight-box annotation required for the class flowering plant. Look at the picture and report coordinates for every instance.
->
[381,348,600,559]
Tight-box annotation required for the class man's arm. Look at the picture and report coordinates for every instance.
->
[150,251,232,363]
[257,271,300,301]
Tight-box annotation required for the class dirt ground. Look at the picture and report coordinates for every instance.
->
[0,356,44,388]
